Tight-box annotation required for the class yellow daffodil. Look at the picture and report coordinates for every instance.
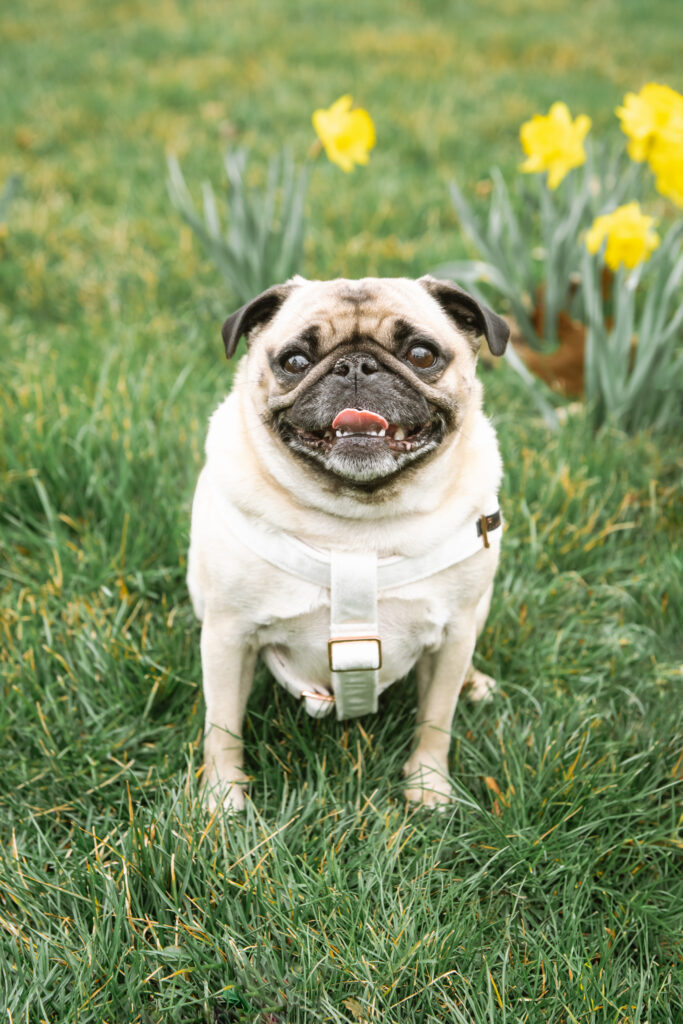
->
[648,139,683,207]
[617,83,683,207]
[312,95,375,173]
[519,101,592,189]
[585,202,660,271]
[616,82,683,162]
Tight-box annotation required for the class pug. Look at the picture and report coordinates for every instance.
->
[187,275,509,812]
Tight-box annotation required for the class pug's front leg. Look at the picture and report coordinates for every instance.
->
[403,625,476,807]
[200,612,257,814]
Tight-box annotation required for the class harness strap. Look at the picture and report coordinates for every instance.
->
[329,551,380,719]
[218,499,501,591]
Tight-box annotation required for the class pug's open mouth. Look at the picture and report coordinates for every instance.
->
[276,406,447,485]
[293,408,435,453]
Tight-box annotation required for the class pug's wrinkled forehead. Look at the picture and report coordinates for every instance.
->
[264,278,444,357]
[221,276,509,362]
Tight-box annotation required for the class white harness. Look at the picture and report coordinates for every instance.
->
[221,499,502,720]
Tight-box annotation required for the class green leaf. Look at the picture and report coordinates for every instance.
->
[168,148,309,304]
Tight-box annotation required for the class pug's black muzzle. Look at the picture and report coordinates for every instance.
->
[269,341,454,486]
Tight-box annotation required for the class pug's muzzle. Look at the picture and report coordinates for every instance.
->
[269,340,454,484]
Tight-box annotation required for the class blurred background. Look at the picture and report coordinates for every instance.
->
[2,0,681,321]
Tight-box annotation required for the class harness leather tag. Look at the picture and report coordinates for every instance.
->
[329,551,380,720]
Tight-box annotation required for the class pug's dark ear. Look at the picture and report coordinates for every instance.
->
[418,275,509,356]
[221,284,293,359]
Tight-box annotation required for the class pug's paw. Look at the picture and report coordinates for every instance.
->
[201,767,248,815]
[464,667,497,703]
[403,756,454,808]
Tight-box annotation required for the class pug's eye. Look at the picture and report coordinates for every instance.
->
[406,344,437,369]
[281,351,311,374]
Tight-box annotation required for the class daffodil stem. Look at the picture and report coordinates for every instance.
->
[504,344,560,429]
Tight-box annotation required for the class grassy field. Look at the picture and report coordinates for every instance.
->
[1,0,682,1021]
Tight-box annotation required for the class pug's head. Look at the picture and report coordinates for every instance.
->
[222,276,509,488]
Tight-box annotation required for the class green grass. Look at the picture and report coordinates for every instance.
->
[1,1,682,1021]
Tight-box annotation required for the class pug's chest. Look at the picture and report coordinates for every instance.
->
[258,586,451,691]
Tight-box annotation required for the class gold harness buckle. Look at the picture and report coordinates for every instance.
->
[328,636,382,672]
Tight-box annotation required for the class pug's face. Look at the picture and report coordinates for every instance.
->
[222,277,509,488]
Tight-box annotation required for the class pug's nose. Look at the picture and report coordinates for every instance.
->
[333,353,379,377]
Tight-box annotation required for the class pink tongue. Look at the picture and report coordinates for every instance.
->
[331,408,389,432]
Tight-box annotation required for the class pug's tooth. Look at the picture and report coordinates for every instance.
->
[378,429,386,437]
[394,427,406,441]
